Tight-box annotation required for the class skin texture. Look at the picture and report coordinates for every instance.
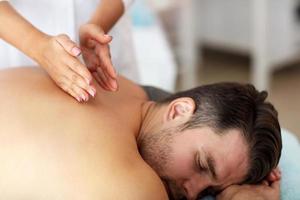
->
[216,180,280,200]
[0,0,123,102]
[0,68,280,200]
[0,67,167,199]
[138,102,250,199]
[138,96,281,200]
[79,0,126,93]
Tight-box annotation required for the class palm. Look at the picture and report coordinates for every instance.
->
[81,39,101,72]
[79,23,117,91]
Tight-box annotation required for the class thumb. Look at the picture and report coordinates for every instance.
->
[55,34,81,57]
[86,25,112,44]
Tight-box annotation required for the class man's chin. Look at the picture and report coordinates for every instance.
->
[162,181,174,200]
[162,180,186,200]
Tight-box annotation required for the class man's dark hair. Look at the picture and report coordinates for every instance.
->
[159,82,282,184]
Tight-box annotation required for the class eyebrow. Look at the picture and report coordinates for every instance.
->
[202,150,218,181]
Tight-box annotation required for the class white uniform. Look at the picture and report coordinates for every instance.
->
[0,0,140,82]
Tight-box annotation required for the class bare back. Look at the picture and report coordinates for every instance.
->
[0,68,167,200]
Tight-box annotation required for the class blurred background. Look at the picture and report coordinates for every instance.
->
[129,0,300,139]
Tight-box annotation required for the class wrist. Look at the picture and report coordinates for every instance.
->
[232,193,265,200]
[24,30,50,64]
[85,20,106,33]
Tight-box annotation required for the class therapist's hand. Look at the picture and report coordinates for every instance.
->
[36,34,96,102]
[79,23,118,91]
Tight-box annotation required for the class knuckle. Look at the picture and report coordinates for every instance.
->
[66,86,73,94]
[81,68,91,78]
[57,80,64,87]
[71,74,78,83]
[75,64,89,76]
[70,60,79,68]
[57,34,69,40]
[68,81,75,90]
[49,37,58,47]
[73,76,83,86]
[71,64,79,72]
[57,77,66,86]
[59,83,68,92]
[69,86,77,94]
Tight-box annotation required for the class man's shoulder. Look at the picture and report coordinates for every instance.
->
[117,76,148,100]
[117,160,169,200]
[80,151,169,200]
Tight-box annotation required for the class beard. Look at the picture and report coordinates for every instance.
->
[163,178,186,200]
[138,127,186,200]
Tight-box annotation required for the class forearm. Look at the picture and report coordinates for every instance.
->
[0,1,48,62]
[88,0,130,33]
[231,195,265,200]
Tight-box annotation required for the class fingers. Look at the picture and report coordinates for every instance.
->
[262,167,282,189]
[80,24,117,80]
[59,79,81,102]
[81,49,100,72]
[267,173,277,182]
[64,65,96,100]
[42,34,98,102]
[56,34,82,57]
[63,52,98,100]
[267,167,282,182]
[55,55,97,102]
[96,44,117,80]
[96,66,118,91]
[67,58,93,85]
[92,72,110,91]
[82,24,112,44]
[71,83,90,102]
[59,70,95,102]
[275,167,282,178]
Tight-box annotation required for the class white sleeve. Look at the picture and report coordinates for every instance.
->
[122,0,134,11]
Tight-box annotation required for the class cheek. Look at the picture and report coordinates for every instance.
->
[167,146,195,179]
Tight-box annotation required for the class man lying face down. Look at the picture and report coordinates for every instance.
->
[0,67,281,200]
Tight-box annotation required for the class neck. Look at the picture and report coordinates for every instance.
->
[137,101,164,147]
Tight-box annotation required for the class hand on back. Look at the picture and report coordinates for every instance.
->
[37,27,119,102]
[37,34,96,102]
[79,23,118,92]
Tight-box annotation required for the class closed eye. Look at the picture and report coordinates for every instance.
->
[195,152,207,172]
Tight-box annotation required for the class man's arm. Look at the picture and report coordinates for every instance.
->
[216,180,280,200]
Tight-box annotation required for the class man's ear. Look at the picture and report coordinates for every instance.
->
[164,97,196,122]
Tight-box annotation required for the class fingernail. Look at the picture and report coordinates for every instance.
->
[111,81,118,90]
[81,94,87,101]
[88,88,96,97]
[71,47,81,56]
[76,96,81,102]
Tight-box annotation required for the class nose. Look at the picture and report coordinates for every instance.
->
[182,176,209,200]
